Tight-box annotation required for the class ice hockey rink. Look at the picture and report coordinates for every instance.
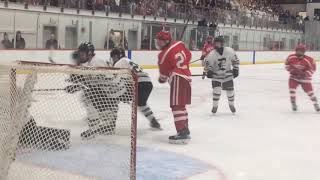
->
[135,63,320,180]
[6,63,320,180]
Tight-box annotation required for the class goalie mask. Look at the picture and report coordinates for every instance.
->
[73,42,95,65]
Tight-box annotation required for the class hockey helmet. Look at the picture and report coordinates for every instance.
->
[207,35,214,42]
[118,47,126,58]
[295,44,306,52]
[78,42,95,55]
[214,36,225,43]
[110,48,122,58]
[156,31,172,41]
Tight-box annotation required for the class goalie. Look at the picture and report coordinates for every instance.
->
[110,48,161,129]
[66,42,127,139]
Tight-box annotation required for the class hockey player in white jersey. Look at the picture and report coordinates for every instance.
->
[71,42,109,67]
[205,36,240,114]
[110,48,161,129]
[66,42,125,139]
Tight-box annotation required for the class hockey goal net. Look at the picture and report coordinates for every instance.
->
[0,61,137,180]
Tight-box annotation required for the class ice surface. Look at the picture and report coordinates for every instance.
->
[138,64,320,180]
[7,63,320,180]
[16,145,211,180]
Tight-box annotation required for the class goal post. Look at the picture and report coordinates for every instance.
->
[0,61,138,180]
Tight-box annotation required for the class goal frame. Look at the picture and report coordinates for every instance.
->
[6,61,138,180]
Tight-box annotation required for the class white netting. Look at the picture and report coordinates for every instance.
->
[0,62,137,180]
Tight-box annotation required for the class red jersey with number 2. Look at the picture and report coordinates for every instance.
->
[158,41,192,81]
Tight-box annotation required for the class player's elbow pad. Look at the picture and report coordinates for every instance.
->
[233,69,239,78]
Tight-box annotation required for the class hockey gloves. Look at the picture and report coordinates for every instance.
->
[233,69,239,78]
[158,76,168,84]
[206,70,214,78]
[202,72,207,79]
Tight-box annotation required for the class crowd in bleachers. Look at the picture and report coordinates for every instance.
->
[0,0,308,50]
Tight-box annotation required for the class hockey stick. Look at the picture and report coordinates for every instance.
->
[191,74,204,77]
[33,83,90,92]
[33,88,65,92]
[190,59,201,64]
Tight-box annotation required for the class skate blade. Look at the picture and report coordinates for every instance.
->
[168,136,191,145]
[169,139,190,145]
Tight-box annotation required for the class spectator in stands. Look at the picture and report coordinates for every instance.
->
[141,35,150,50]
[96,0,105,11]
[1,32,13,49]
[87,0,94,10]
[12,31,26,49]
[45,33,58,49]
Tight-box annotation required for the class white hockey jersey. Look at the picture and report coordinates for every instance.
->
[205,47,239,82]
[81,56,110,67]
[113,57,151,83]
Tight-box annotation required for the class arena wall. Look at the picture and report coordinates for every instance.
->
[0,50,319,68]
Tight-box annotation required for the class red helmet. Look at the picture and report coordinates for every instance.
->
[295,44,306,52]
[207,36,213,41]
[156,31,172,41]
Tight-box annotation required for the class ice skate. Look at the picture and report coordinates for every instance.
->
[211,106,218,114]
[291,102,298,112]
[150,118,162,130]
[314,104,320,112]
[229,105,236,113]
[169,128,191,144]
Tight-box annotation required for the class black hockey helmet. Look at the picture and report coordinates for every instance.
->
[214,36,224,43]
[110,48,122,58]
[78,42,95,55]
[118,47,126,58]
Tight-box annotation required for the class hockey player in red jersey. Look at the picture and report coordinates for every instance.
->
[201,36,215,79]
[201,35,215,61]
[285,44,320,112]
[156,30,192,144]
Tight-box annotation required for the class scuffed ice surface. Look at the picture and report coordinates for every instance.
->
[16,144,210,180]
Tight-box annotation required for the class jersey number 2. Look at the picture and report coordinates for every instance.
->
[175,51,187,69]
